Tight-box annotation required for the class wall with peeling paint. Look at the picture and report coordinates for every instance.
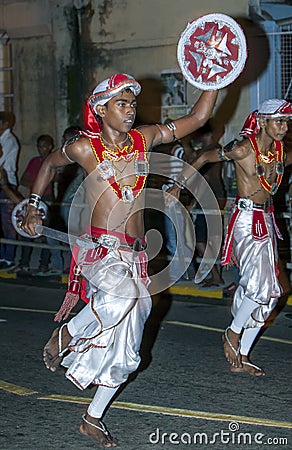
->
[1,0,253,174]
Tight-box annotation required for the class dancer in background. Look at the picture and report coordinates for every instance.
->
[169,98,292,376]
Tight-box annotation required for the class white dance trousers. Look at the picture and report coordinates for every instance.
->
[62,248,152,391]
[230,209,282,331]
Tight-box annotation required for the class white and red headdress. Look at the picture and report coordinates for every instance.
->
[240,99,292,137]
[84,73,141,132]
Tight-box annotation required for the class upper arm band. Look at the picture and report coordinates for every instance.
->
[217,147,231,161]
[60,133,81,164]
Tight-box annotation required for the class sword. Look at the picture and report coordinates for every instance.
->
[34,224,96,249]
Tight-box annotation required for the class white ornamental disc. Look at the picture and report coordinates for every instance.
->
[12,198,48,238]
[177,13,247,90]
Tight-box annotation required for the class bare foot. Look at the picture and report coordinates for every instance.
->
[43,325,72,372]
[80,413,117,448]
[230,356,265,376]
[222,327,242,368]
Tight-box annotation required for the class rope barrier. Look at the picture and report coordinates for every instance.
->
[0,237,69,251]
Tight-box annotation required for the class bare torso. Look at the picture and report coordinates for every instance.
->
[21,88,221,238]
[233,138,282,204]
[74,136,146,239]
[234,140,270,203]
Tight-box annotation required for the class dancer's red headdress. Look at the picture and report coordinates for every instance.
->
[240,99,292,137]
[83,73,141,133]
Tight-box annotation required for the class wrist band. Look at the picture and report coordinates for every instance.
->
[217,146,232,161]
[165,120,177,141]
[28,193,41,209]
[174,174,188,189]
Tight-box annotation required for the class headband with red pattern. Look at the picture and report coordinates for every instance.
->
[240,99,292,137]
[83,74,141,133]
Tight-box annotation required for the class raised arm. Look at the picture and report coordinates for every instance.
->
[138,90,219,149]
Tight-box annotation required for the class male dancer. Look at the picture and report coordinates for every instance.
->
[22,73,219,447]
[169,98,292,377]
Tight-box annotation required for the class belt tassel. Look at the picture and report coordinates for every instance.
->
[54,264,82,322]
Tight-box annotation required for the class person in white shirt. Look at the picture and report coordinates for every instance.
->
[0,111,20,270]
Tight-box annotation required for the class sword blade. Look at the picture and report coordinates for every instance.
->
[34,224,96,249]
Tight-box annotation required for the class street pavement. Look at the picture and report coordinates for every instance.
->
[0,279,291,449]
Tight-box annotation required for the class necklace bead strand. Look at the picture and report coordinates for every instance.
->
[249,134,284,195]
[101,132,129,150]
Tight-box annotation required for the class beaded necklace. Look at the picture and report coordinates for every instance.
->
[249,134,284,195]
[101,132,129,149]
[89,129,149,203]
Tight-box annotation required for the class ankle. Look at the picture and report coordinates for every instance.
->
[61,324,72,339]
[229,324,242,336]
[86,412,101,422]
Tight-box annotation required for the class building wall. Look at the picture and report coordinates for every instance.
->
[1,0,253,175]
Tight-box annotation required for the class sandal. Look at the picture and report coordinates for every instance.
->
[80,413,117,447]
[222,326,242,367]
[81,414,109,436]
[58,323,69,357]
[230,360,265,376]
[223,327,240,358]
[43,324,69,372]
[242,361,265,375]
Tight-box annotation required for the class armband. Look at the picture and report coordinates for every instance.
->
[60,133,80,163]
[165,120,177,141]
[174,174,188,189]
[217,147,231,162]
[28,193,41,209]
[61,142,75,163]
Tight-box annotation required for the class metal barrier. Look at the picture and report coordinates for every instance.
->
[0,198,291,277]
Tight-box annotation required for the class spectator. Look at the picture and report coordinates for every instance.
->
[0,166,24,205]
[57,126,85,230]
[56,125,85,271]
[161,136,196,283]
[191,123,226,288]
[9,134,63,275]
[0,111,19,270]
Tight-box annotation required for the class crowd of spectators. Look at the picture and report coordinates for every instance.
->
[0,113,84,276]
[0,110,291,289]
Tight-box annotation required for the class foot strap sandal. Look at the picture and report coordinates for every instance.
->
[81,413,109,436]
[224,327,240,357]
[58,323,69,357]
[242,361,263,372]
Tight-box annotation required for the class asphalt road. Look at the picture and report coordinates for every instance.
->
[0,281,291,449]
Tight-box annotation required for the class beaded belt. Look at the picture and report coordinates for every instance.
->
[237,198,272,213]
[86,233,147,252]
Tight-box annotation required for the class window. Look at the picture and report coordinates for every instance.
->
[250,22,292,110]
[281,24,292,101]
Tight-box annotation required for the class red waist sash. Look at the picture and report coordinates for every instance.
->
[221,203,282,266]
[54,226,148,322]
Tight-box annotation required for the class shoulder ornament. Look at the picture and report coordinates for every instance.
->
[60,133,81,164]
